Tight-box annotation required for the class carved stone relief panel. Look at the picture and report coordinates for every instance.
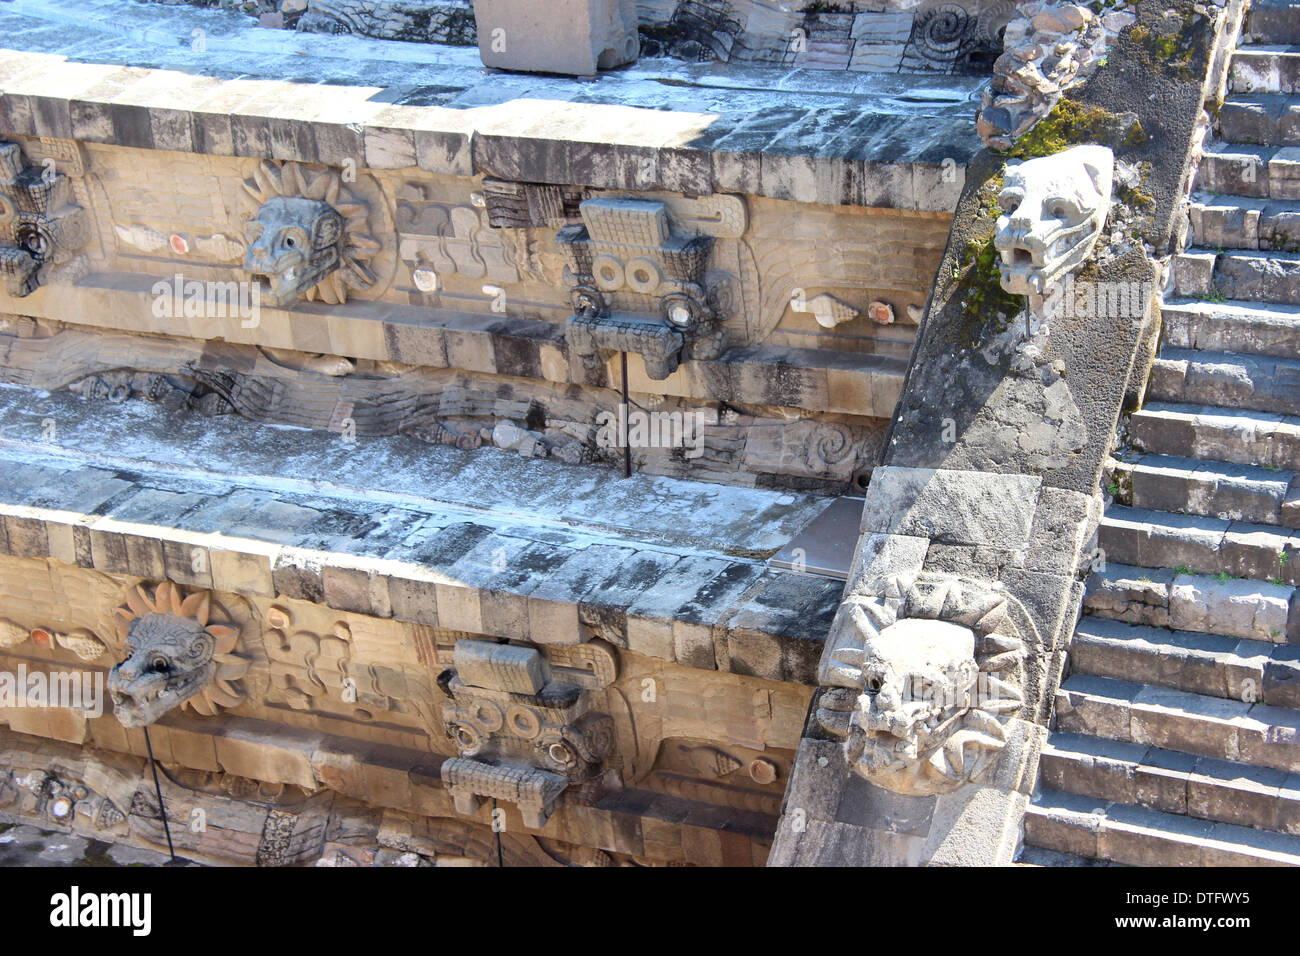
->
[255,599,446,746]
[438,637,618,828]
[396,182,520,288]
[88,144,250,273]
[738,198,945,351]
[481,178,590,230]
[0,617,108,662]
[0,554,815,848]
[0,138,948,369]
[0,755,131,838]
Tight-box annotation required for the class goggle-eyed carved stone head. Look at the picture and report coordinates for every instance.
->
[995,144,1114,297]
[243,196,345,307]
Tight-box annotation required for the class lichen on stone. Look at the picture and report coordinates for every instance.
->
[1123,11,1207,79]
[1008,99,1145,160]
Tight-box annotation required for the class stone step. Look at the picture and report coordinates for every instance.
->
[1082,561,1295,643]
[1129,402,1300,471]
[1173,248,1300,303]
[1189,193,1300,250]
[1110,453,1300,528]
[1217,93,1300,146]
[1160,298,1300,360]
[1070,615,1300,706]
[1149,345,1300,416]
[1040,732,1300,833]
[1014,844,1117,866]
[1196,143,1292,199]
[1054,673,1300,774]
[1099,504,1299,585]
[1231,45,1300,94]
[1025,788,1300,865]
[1245,0,1300,46]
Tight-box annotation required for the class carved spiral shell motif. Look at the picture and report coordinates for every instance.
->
[906,0,1015,71]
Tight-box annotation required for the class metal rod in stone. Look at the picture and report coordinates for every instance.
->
[621,351,632,479]
[142,725,177,864]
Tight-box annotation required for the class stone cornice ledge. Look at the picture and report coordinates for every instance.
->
[1,275,905,417]
[0,50,970,212]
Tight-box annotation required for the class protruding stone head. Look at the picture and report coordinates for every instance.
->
[108,614,216,727]
[835,617,981,778]
[816,576,1029,795]
[995,144,1114,296]
[243,196,344,307]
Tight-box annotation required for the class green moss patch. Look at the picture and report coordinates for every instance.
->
[956,234,1024,337]
[1009,99,1146,159]
[1121,10,1210,81]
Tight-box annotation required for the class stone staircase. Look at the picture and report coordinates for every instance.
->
[1020,0,1300,867]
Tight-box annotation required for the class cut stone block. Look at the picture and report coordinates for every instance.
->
[474,0,639,77]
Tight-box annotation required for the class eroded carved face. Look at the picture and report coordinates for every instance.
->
[108,614,216,727]
[243,196,344,307]
[817,577,1028,795]
[995,144,1114,296]
[840,618,979,777]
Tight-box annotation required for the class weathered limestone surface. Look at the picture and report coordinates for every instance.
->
[0,0,1251,868]
[0,0,981,211]
[639,0,1014,75]
[0,386,840,676]
[299,0,477,44]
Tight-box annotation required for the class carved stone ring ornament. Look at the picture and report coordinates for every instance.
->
[816,574,1030,796]
[0,140,90,298]
[994,144,1114,298]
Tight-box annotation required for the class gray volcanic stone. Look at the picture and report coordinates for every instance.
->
[860,466,1042,547]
